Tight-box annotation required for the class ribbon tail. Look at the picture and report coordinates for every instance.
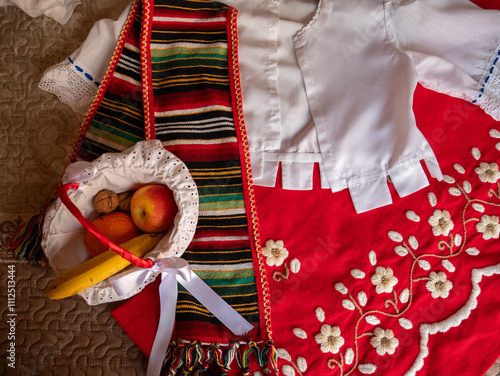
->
[178,271,254,336]
[147,273,178,376]
[109,267,157,297]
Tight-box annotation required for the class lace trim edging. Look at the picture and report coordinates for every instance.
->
[474,45,500,121]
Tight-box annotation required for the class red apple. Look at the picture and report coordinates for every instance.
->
[130,184,178,233]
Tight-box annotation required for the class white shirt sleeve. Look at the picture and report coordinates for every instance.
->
[387,0,500,120]
[38,2,132,119]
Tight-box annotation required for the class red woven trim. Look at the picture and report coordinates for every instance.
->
[141,0,156,140]
[226,7,273,342]
[66,0,141,165]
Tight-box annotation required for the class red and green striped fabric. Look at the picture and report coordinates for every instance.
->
[70,0,274,374]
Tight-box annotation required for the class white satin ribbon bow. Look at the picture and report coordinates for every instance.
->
[109,257,254,376]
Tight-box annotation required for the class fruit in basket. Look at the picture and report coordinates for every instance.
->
[117,191,134,213]
[130,184,178,233]
[46,233,164,300]
[93,190,120,214]
[84,212,141,257]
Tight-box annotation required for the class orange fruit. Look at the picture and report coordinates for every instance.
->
[84,211,141,257]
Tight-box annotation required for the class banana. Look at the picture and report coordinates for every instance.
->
[46,233,163,300]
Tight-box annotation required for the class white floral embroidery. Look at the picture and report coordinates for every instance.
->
[463,181,472,193]
[282,364,295,376]
[425,271,453,299]
[466,247,480,256]
[418,259,431,271]
[290,258,301,274]
[448,187,462,196]
[315,307,325,323]
[293,328,307,339]
[454,163,465,174]
[472,147,481,160]
[496,143,500,151]
[398,318,413,330]
[399,288,409,304]
[408,235,418,250]
[334,282,348,295]
[472,203,485,213]
[370,266,398,294]
[442,259,456,273]
[262,239,288,267]
[297,357,307,372]
[428,192,437,207]
[277,348,292,361]
[357,291,367,307]
[489,129,500,138]
[315,324,345,354]
[370,327,399,356]
[358,364,377,374]
[454,234,462,246]
[406,210,420,222]
[394,245,408,257]
[475,162,500,183]
[345,348,354,365]
[428,209,454,236]
[368,250,377,266]
[342,299,355,311]
[476,215,500,240]
[365,315,381,325]
[442,175,455,184]
[351,269,366,279]
[388,231,403,242]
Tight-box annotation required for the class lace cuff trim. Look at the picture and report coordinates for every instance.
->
[475,45,500,121]
[38,58,100,120]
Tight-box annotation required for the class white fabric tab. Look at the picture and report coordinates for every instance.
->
[318,162,331,189]
[348,177,392,214]
[390,163,429,198]
[282,162,314,190]
[253,160,279,187]
[424,155,443,181]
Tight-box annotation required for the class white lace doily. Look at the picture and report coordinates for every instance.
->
[41,140,199,305]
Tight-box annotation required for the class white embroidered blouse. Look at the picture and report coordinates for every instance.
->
[40,0,500,212]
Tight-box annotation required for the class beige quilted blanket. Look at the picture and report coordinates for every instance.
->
[0,2,147,374]
[0,1,499,375]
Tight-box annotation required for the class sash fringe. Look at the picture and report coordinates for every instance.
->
[8,199,52,265]
[162,340,278,376]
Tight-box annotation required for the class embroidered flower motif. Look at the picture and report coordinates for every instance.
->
[425,271,453,299]
[428,209,454,236]
[261,239,289,267]
[370,328,399,356]
[475,162,500,183]
[476,215,500,240]
[315,324,345,354]
[370,266,398,294]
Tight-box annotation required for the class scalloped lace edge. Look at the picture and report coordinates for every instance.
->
[38,60,98,120]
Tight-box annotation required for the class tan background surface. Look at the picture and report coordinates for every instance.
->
[0,1,499,375]
[0,2,147,374]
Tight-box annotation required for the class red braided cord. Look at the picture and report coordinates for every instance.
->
[57,183,154,269]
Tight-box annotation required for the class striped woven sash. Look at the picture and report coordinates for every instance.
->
[34,0,275,374]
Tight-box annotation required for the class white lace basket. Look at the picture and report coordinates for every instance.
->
[41,140,199,305]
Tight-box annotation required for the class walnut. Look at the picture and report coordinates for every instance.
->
[92,190,119,214]
[117,191,134,213]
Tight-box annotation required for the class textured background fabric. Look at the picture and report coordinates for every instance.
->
[0,2,148,375]
[1,0,500,375]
